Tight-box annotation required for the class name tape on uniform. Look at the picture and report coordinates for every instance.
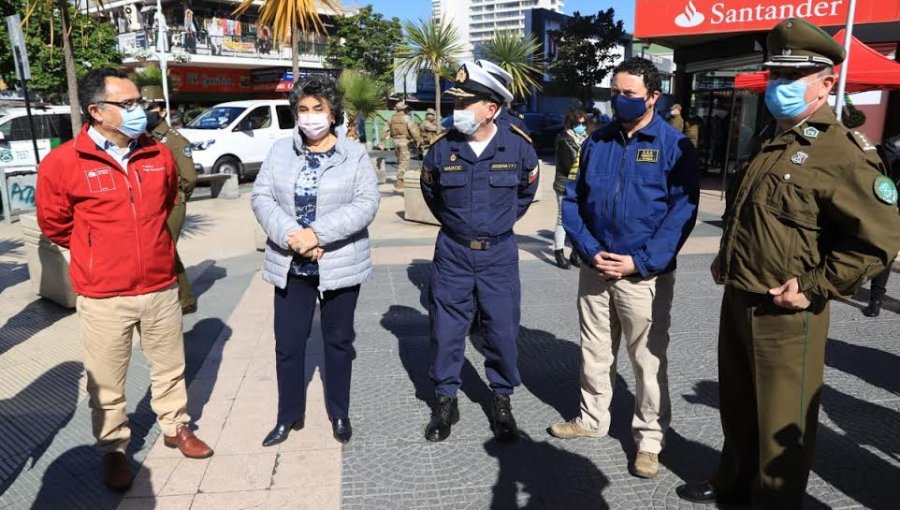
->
[636,149,659,163]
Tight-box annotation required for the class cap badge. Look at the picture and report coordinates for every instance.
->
[782,48,792,56]
[791,151,808,165]
[456,66,468,83]
[803,126,819,138]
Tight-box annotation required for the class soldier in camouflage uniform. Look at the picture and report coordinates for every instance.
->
[677,19,900,508]
[142,86,199,314]
[380,101,422,189]
[419,108,441,153]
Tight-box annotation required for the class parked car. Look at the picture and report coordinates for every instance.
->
[178,99,295,179]
[0,105,74,169]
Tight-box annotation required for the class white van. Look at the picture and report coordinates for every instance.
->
[0,105,74,168]
[179,99,295,178]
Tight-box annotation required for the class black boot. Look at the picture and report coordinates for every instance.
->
[863,298,882,317]
[331,418,352,443]
[490,394,518,442]
[554,249,570,269]
[569,250,581,268]
[262,417,304,447]
[425,396,459,442]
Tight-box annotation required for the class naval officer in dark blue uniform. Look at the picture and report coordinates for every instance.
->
[420,62,539,443]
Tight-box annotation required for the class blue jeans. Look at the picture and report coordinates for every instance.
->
[273,275,360,424]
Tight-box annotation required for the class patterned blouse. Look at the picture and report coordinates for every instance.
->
[290,145,337,277]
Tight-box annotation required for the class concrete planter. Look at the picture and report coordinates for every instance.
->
[19,213,77,309]
[401,171,440,226]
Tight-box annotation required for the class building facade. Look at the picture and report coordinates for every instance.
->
[432,0,564,58]
[82,0,344,106]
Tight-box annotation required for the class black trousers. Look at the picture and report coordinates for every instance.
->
[273,275,360,424]
[869,267,892,300]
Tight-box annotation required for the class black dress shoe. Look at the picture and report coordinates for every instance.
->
[554,249,570,269]
[491,394,518,442]
[863,299,882,317]
[676,482,718,504]
[332,418,352,443]
[262,418,304,447]
[569,251,581,268]
[425,396,459,442]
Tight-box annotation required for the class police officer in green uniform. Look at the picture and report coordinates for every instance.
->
[677,19,900,508]
[142,86,199,314]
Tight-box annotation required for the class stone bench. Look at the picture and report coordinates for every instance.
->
[196,173,239,199]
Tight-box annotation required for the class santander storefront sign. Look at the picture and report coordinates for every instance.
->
[635,0,900,38]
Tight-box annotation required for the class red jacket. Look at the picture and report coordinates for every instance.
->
[36,125,179,298]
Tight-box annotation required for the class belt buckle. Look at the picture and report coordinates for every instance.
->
[469,239,491,250]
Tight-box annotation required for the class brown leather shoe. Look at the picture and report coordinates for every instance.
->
[163,425,214,459]
[102,452,133,491]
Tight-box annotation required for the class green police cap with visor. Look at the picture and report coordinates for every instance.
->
[764,18,847,68]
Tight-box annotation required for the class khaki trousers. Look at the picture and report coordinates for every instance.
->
[166,201,196,308]
[575,265,675,454]
[76,285,190,453]
[394,140,410,181]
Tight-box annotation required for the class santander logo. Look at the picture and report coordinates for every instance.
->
[674,0,706,28]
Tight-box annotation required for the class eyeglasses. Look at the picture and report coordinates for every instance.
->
[96,98,144,111]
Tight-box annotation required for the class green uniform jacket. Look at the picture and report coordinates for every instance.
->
[150,120,198,202]
[718,106,900,303]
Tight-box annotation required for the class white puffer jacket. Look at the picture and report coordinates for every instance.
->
[251,130,380,291]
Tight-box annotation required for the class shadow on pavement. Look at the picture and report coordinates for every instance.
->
[0,361,82,500]
[826,338,900,395]
[0,259,29,294]
[517,325,581,420]
[189,261,228,303]
[484,432,610,509]
[0,299,73,358]
[180,213,216,239]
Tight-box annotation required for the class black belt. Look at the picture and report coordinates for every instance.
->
[441,229,513,251]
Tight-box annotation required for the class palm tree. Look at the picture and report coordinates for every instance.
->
[338,69,387,142]
[395,19,465,118]
[233,0,343,81]
[481,31,543,101]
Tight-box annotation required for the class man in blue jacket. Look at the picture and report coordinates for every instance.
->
[549,57,699,479]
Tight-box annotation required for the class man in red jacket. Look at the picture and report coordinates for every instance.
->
[36,69,213,492]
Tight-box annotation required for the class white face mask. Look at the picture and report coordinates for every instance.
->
[453,109,482,136]
[297,113,331,140]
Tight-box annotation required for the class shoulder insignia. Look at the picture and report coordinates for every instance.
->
[509,124,532,144]
[430,131,449,146]
[874,175,899,205]
[802,126,819,139]
[511,110,525,120]
[849,130,877,152]
[160,136,168,144]
[182,146,193,158]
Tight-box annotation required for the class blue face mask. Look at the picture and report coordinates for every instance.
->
[116,106,148,139]
[453,109,482,136]
[573,124,587,136]
[612,94,649,123]
[764,77,820,120]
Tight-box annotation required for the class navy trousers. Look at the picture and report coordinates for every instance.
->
[429,232,522,397]
[273,275,360,424]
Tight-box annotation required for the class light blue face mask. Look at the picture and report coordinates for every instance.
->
[116,106,149,139]
[764,76,821,120]
[453,109,482,136]
[573,124,587,136]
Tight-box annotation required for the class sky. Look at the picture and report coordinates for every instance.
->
[352,0,636,33]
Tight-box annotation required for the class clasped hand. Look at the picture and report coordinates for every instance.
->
[592,252,637,279]
[288,228,324,261]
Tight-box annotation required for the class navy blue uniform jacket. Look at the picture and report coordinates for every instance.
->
[562,113,700,277]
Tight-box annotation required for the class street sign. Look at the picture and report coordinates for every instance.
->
[5,14,31,81]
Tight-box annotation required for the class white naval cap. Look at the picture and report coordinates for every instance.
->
[445,61,514,105]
